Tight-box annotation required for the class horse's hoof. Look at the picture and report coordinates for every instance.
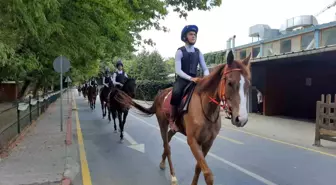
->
[171,176,178,185]
[159,162,165,170]
[114,130,117,133]
[119,138,124,143]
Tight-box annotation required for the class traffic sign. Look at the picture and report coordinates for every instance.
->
[53,56,70,73]
[65,76,72,83]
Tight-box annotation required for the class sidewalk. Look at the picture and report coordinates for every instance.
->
[221,113,336,155]
[0,94,77,185]
[134,100,336,155]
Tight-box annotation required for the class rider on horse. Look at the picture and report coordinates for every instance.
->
[169,25,210,131]
[112,59,128,89]
[89,77,97,87]
[102,67,112,88]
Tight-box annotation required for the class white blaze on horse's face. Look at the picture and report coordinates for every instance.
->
[238,74,248,126]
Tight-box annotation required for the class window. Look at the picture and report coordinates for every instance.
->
[239,50,246,59]
[280,39,291,53]
[301,33,314,50]
[252,47,260,58]
[321,27,336,46]
[263,43,274,56]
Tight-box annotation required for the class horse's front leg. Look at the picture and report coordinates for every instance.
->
[117,110,123,141]
[187,136,214,185]
[107,106,111,122]
[103,102,107,117]
[93,97,96,109]
[121,110,128,136]
[191,139,214,185]
[101,100,105,118]
[111,109,117,132]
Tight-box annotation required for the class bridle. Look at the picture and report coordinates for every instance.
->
[208,65,242,116]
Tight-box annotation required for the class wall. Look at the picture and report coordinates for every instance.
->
[263,54,336,120]
[0,83,18,102]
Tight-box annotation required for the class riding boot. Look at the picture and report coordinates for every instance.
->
[169,105,179,132]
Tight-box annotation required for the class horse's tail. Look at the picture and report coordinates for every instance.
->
[115,91,156,117]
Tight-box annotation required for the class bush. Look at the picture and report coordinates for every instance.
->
[135,80,173,101]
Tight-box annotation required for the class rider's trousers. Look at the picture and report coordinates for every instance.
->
[170,77,189,106]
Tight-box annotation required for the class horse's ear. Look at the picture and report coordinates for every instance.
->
[227,50,234,66]
[242,52,251,66]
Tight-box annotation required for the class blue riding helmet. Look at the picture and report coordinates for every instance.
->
[116,59,123,68]
[181,25,198,42]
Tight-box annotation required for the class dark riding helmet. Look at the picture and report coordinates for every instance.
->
[181,25,198,42]
[105,67,110,75]
[116,59,123,68]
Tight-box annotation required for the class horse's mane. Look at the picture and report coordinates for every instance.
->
[197,64,226,93]
[197,61,251,93]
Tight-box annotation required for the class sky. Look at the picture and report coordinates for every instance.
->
[137,0,336,59]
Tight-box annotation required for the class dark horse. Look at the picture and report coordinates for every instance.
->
[87,84,98,110]
[81,84,88,98]
[115,51,251,185]
[99,81,114,118]
[108,78,136,140]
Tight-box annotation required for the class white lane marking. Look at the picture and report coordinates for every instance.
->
[124,131,145,153]
[129,113,277,185]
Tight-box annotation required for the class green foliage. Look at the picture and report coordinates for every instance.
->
[122,51,173,81]
[135,80,173,101]
[0,0,222,90]
[204,50,226,65]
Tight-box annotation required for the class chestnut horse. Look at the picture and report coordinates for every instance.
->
[115,50,251,185]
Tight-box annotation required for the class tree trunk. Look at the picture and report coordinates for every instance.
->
[33,80,41,98]
[17,79,31,100]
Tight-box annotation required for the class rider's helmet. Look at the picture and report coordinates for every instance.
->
[181,25,198,42]
[116,59,123,68]
[105,67,110,75]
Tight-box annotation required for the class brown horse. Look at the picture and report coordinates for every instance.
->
[87,84,98,110]
[81,84,88,98]
[100,80,114,118]
[115,50,251,185]
[108,78,136,140]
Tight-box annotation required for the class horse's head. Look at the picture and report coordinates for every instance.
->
[198,50,251,127]
[122,78,136,98]
[221,50,251,127]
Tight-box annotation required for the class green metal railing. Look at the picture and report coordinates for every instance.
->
[0,90,65,153]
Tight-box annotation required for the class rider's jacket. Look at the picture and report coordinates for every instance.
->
[178,46,200,78]
[174,45,209,81]
[112,70,128,86]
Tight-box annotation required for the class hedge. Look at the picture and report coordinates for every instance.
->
[135,80,173,101]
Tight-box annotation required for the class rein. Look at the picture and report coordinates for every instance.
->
[208,66,242,116]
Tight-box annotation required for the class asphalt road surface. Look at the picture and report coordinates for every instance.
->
[73,95,336,185]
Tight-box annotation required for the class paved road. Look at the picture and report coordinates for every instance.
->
[73,95,336,185]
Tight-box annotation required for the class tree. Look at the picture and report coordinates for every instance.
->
[0,0,222,98]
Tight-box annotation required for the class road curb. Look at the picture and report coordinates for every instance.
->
[61,92,79,185]
[66,101,72,145]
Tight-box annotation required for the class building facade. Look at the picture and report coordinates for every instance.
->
[206,16,336,120]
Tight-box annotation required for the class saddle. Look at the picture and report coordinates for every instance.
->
[163,82,196,116]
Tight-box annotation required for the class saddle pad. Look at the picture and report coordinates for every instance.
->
[162,90,187,115]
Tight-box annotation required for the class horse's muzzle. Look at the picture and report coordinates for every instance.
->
[231,115,248,127]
